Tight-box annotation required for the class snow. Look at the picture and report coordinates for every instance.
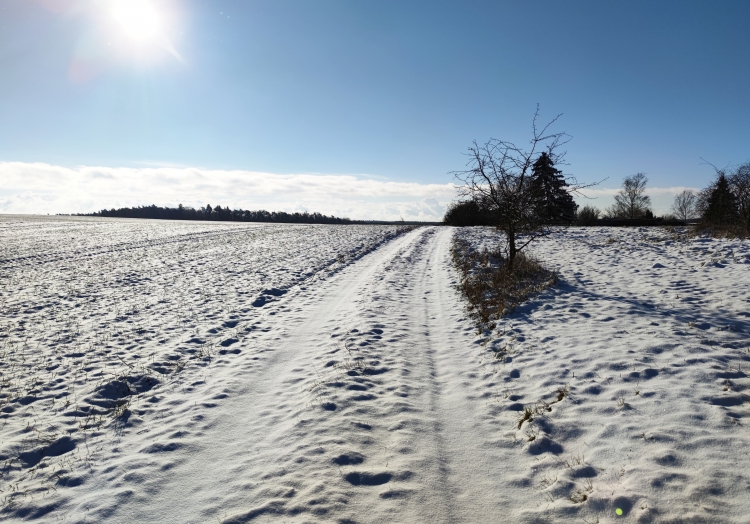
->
[1,216,749,523]
[455,226,750,522]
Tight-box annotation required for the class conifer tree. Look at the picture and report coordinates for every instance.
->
[701,172,738,226]
[531,151,577,223]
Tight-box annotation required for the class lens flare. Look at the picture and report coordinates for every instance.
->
[112,0,162,42]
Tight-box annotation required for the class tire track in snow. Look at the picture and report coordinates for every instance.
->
[41,226,524,523]
[53,227,429,522]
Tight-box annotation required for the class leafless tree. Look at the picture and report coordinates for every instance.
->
[452,106,590,269]
[728,162,750,230]
[606,173,652,218]
[670,189,697,220]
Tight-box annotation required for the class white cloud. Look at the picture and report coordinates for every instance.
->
[0,162,706,220]
[0,162,458,221]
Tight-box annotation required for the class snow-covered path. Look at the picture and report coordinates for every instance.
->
[59,226,517,523]
[4,220,749,523]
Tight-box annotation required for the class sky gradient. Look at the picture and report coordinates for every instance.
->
[1,0,749,219]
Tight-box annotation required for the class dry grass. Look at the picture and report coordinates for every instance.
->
[555,384,569,403]
[451,237,557,324]
[692,223,749,240]
[517,407,534,429]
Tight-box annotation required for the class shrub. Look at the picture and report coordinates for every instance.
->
[451,237,556,324]
[443,200,493,227]
[575,205,600,226]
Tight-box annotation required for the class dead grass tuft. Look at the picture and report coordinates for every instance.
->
[555,385,569,402]
[517,407,534,429]
[569,491,588,504]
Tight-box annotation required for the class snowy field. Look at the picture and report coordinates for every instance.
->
[1,216,749,523]
[0,216,411,519]
[455,226,750,523]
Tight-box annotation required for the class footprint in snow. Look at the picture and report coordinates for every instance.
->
[344,471,392,486]
[332,452,365,466]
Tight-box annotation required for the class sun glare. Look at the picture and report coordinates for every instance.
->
[112,0,163,42]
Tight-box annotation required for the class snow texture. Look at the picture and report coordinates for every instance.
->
[1,216,749,523]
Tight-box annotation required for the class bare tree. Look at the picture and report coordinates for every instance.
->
[452,106,587,269]
[728,162,750,231]
[670,190,697,220]
[607,173,652,218]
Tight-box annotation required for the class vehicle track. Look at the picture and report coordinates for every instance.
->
[53,226,516,523]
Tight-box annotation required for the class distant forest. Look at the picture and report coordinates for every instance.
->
[86,204,353,224]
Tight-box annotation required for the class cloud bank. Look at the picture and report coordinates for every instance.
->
[0,162,457,221]
[0,162,703,220]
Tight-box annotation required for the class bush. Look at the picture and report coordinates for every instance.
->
[451,237,556,324]
[443,200,493,227]
[575,205,600,226]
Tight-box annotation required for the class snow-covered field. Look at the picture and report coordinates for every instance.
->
[455,226,750,523]
[0,216,411,519]
[1,216,749,523]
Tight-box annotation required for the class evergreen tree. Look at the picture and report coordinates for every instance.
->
[531,152,577,223]
[701,172,738,226]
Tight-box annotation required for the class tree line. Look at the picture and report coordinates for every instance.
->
[574,163,750,233]
[87,204,353,224]
[444,105,749,270]
[446,162,750,234]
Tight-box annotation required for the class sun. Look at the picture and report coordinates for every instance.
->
[93,0,183,66]
[112,0,163,43]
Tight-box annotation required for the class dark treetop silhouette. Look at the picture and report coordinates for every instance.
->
[86,204,352,224]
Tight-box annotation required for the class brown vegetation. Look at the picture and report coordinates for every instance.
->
[451,236,556,324]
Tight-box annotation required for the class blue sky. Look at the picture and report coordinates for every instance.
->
[1,0,749,219]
